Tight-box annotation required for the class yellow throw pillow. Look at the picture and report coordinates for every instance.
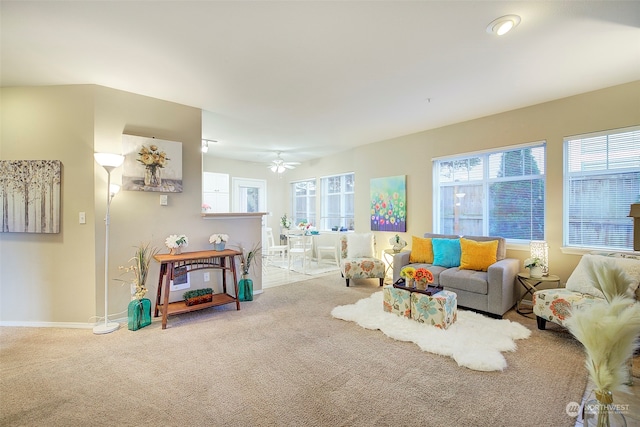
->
[409,236,433,264]
[459,238,498,271]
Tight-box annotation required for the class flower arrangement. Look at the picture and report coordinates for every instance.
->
[202,203,212,212]
[209,233,229,244]
[280,214,292,229]
[297,221,312,231]
[137,144,169,169]
[414,268,434,286]
[165,234,188,249]
[523,257,543,269]
[389,234,407,252]
[119,243,159,299]
[400,267,416,280]
[565,259,640,426]
[138,144,169,186]
[238,242,262,276]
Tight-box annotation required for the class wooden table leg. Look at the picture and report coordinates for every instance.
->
[154,263,167,318]
[231,254,240,310]
[161,263,173,329]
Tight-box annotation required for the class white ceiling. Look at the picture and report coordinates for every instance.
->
[2,1,639,165]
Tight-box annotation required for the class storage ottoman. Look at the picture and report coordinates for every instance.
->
[411,290,458,329]
[382,285,411,318]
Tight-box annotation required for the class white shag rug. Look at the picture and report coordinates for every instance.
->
[331,291,531,372]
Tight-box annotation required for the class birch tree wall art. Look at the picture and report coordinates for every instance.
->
[0,160,61,233]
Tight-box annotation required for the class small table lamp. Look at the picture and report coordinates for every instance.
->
[529,240,549,276]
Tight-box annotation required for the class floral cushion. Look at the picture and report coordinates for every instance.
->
[341,258,385,279]
[411,290,458,329]
[532,288,601,326]
[382,286,411,318]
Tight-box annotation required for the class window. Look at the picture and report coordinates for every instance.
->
[291,179,316,227]
[564,126,640,250]
[320,173,354,231]
[434,143,546,241]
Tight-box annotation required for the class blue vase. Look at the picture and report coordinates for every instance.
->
[214,243,226,251]
[238,276,253,301]
[128,298,151,331]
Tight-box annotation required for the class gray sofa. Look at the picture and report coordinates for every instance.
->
[392,233,519,317]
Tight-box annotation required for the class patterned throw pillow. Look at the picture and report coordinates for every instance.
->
[432,238,461,268]
[459,238,498,271]
[409,236,433,264]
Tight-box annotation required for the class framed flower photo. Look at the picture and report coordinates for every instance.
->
[122,134,183,192]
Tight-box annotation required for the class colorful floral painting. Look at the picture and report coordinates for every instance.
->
[370,175,406,231]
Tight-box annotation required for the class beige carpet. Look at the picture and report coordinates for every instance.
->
[1,276,587,426]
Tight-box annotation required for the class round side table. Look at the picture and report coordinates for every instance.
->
[516,272,560,315]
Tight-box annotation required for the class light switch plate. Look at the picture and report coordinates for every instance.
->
[160,195,168,206]
[79,212,86,224]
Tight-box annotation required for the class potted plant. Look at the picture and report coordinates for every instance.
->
[280,213,292,230]
[209,233,229,251]
[237,242,261,302]
[120,243,158,331]
[524,257,544,278]
[165,234,188,255]
[183,288,214,306]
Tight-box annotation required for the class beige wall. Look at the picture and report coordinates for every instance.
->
[2,81,639,324]
[1,85,262,325]
[284,81,640,283]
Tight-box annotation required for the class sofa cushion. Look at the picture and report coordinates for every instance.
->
[346,233,374,258]
[565,254,640,299]
[409,236,433,264]
[440,268,489,295]
[459,238,498,272]
[432,238,461,268]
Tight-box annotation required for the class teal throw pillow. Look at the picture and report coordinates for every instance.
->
[432,238,461,268]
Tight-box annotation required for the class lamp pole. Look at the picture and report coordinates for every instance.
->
[93,153,124,334]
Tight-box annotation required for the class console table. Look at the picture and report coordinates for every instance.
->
[153,249,242,329]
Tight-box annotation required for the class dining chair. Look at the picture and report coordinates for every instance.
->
[287,230,313,273]
[265,227,287,264]
[315,233,339,266]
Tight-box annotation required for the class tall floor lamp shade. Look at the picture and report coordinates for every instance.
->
[94,152,125,335]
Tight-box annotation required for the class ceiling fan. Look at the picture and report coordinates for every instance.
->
[268,152,300,174]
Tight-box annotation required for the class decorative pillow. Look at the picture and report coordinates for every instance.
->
[459,238,498,271]
[432,238,461,268]
[566,254,640,299]
[409,236,433,264]
[347,233,374,258]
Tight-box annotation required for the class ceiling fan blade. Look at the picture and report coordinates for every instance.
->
[283,164,296,169]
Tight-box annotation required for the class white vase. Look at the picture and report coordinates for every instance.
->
[530,266,543,278]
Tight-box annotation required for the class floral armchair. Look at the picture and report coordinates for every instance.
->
[340,233,385,287]
[532,252,640,330]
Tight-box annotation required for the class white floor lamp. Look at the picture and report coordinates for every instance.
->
[93,152,125,335]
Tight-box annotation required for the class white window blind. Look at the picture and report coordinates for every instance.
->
[564,126,640,250]
[434,143,546,241]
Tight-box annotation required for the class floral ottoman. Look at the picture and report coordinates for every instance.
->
[532,288,601,329]
[411,290,458,329]
[383,285,458,329]
[382,285,411,318]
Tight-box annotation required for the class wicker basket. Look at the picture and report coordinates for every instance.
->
[184,294,213,306]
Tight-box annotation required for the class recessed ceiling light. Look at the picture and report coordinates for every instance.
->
[486,15,521,36]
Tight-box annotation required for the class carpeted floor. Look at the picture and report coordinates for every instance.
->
[0,276,587,426]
